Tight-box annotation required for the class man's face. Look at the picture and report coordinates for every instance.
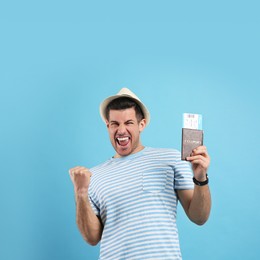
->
[106,107,146,158]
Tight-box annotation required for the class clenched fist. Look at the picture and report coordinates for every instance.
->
[69,166,92,196]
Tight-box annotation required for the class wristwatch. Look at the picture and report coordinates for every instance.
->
[193,174,209,186]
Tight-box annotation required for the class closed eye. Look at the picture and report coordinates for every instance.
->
[110,121,119,126]
[125,120,134,125]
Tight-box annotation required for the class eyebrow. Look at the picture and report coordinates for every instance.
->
[110,120,119,124]
[109,119,135,124]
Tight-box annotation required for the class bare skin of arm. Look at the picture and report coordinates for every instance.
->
[177,146,211,225]
[69,166,103,245]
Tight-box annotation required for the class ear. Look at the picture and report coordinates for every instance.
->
[139,118,146,132]
[105,120,109,128]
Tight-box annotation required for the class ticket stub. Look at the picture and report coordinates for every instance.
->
[183,113,203,130]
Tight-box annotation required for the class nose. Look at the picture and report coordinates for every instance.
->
[117,123,126,135]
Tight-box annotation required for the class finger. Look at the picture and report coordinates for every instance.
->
[68,170,75,183]
[69,166,86,182]
[69,167,78,179]
[187,154,206,160]
[70,166,88,174]
[192,146,207,154]
[190,160,208,169]
[186,155,208,164]
[72,166,86,172]
[69,166,81,174]
[74,169,92,180]
[77,168,90,176]
[191,146,209,157]
[187,155,209,168]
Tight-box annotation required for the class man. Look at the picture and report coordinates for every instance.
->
[69,88,211,259]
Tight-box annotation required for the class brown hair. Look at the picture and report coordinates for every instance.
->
[105,97,144,122]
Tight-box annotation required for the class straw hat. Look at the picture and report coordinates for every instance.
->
[99,88,150,125]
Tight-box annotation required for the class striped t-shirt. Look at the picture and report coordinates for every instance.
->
[88,147,194,260]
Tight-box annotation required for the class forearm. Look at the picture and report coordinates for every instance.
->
[188,185,211,225]
[76,193,103,245]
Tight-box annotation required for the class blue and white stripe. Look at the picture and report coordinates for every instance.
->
[88,147,194,259]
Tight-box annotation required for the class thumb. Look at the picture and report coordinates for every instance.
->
[68,169,75,184]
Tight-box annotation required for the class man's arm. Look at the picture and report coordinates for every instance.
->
[69,166,103,245]
[177,146,211,225]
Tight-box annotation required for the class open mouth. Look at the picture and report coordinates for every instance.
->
[116,136,130,146]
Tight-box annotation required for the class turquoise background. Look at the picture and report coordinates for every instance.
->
[1,1,259,259]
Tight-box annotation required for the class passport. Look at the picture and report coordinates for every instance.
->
[181,128,204,160]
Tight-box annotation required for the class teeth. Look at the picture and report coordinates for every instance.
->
[117,137,129,141]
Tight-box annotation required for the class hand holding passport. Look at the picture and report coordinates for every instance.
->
[181,113,204,160]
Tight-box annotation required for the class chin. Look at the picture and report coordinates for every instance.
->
[116,148,131,157]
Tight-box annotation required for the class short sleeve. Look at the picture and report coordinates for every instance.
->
[173,154,194,190]
[88,190,100,216]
